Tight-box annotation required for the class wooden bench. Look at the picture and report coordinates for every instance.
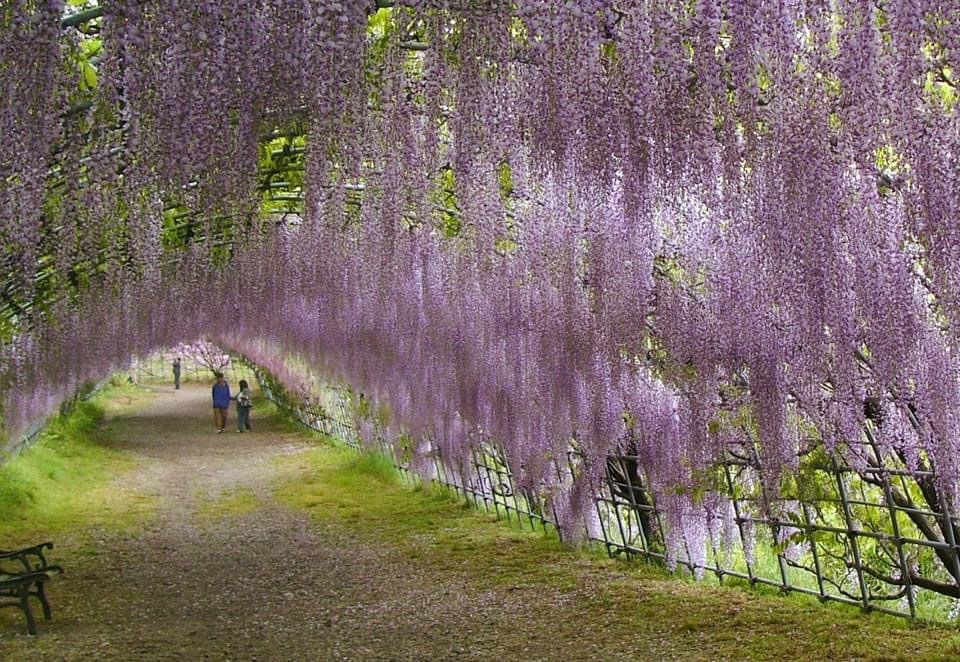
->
[0,542,63,635]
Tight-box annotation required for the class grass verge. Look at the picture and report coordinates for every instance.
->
[0,380,158,545]
[275,444,960,661]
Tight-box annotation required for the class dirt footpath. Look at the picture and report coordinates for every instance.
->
[0,383,647,660]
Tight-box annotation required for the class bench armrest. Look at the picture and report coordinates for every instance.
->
[0,570,54,589]
[0,542,55,573]
[0,542,54,559]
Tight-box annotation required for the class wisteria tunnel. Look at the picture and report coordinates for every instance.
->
[4,0,960,656]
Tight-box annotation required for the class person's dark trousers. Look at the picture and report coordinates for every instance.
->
[237,406,251,431]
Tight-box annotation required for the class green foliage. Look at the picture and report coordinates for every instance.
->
[79,53,99,93]
[496,160,513,202]
[653,254,688,286]
[63,6,103,96]
[365,8,396,111]
[349,388,374,420]
[394,431,416,466]
[258,133,308,216]
[432,166,462,237]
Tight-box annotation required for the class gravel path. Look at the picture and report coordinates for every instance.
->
[0,383,672,660]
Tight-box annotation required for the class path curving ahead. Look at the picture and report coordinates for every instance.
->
[2,381,958,661]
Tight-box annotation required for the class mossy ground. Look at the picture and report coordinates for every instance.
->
[194,486,263,519]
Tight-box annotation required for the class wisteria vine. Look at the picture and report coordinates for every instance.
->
[3,1,960,572]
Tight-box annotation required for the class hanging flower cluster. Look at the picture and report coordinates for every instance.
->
[3,2,960,557]
[0,0,65,298]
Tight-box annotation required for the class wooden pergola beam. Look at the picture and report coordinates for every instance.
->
[61,6,103,29]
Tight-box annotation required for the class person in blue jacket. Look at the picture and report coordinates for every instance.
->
[212,372,231,433]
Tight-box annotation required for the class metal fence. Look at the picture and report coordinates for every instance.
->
[244,357,960,621]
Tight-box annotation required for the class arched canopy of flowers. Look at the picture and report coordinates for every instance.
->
[2,1,960,547]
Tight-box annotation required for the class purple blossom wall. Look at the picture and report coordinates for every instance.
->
[3,0,960,612]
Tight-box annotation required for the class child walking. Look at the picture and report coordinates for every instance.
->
[235,379,253,432]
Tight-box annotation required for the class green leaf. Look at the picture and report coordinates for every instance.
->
[80,62,98,92]
[83,38,102,57]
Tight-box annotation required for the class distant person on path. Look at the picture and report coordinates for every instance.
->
[172,357,181,389]
[234,379,253,432]
[212,372,231,433]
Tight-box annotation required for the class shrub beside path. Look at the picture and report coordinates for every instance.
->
[2,381,960,660]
